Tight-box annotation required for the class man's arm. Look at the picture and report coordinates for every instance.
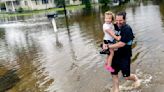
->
[108,41,126,49]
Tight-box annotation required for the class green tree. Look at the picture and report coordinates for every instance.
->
[99,0,112,6]
[82,0,91,8]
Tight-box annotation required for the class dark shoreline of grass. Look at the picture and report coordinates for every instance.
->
[0,4,89,18]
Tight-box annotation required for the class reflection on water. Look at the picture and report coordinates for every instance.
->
[0,0,164,92]
[0,68,20,92]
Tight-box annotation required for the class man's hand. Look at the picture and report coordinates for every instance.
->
[117,36,121,41]
[103,44,108,50]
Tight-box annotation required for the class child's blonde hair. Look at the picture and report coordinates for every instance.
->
[104,11,115,22]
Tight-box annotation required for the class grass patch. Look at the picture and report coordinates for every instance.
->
[0,5,86,18]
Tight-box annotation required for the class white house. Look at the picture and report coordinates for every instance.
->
[91,0,99,4]
[69,0,82,5]
[0,0,100,12]
[66,0,99,5]
[0,0,56,12]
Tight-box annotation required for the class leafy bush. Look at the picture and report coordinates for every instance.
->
[16,7,24,13]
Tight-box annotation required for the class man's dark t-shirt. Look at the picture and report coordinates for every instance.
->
[114,24,135,58]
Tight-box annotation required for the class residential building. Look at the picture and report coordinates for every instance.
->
[91,0,99,3]
[66,0,99,5]
[0,0,100,12]
[69,0,82,5]
[0,0,56,12]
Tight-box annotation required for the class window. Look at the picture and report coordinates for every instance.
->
[24,1,28,6]
[31,0,39,5]
[42,0,48,4]
[14,1,20,5]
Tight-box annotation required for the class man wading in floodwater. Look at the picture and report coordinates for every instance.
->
[107,11,141,92]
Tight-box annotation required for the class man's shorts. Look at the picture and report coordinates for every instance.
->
[111,55,131,77]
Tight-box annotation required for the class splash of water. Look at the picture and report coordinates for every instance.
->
[118,69,152,91]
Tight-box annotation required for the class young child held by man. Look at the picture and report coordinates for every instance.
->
[101,11,121,72]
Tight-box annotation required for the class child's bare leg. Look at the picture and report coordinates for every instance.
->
[105,49,115,72]
[107,49,114,66]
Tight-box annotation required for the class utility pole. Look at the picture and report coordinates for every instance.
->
[63,0,70,32]
[63,0,67,17]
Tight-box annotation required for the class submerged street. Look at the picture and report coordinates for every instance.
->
[0,0,164,92]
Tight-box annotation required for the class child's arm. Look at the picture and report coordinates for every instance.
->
[105,29,121,41]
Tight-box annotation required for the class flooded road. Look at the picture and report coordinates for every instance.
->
[0,0,164,92]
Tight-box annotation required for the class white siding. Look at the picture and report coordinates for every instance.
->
[2,0,56,12]
[30,0,55,10]
[69,0,82,5]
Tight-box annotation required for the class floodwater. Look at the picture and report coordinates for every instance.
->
[0,0,164,92]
